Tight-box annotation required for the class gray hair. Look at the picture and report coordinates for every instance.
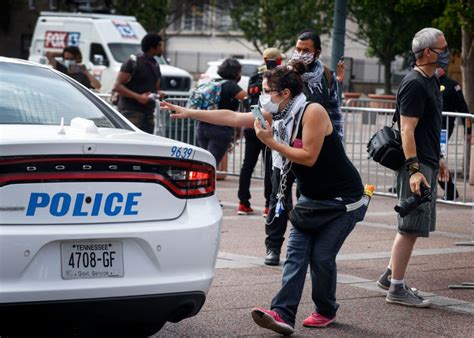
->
[412,28,444,60]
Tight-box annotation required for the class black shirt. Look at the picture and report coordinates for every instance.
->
[199,80,242,132]
[218,80,242,111]
[396,69,442,169]
[118,53,161,114]
[56,62,92,89]
[291,109,364,200]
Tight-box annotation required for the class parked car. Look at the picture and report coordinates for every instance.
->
[197,58,262,91]
[28,11,192,97]
[0,57,222,337]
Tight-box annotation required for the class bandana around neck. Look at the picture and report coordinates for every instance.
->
[271,93,307,171]
[301,58,324,94]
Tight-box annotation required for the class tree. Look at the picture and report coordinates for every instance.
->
[435,0,474,182]
[435,0,473,115]
[348,0,446,94]
[229,0,334,54]
[113,0,169,33]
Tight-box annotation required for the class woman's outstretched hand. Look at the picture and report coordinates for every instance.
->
[160,101,190,119]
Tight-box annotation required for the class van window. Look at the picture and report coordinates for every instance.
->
[108,43,141,63]
[90,43,109,66]
[241,64,259,77]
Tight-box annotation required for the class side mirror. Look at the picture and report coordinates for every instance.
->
[93,54,104,66]
[166,57,171,64]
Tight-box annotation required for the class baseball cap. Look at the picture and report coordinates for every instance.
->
[263,47,282,60]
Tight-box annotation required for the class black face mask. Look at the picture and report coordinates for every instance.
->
[413,47,449,69]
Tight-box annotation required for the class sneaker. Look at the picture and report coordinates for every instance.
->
[386,284,432,308]
[376,268,418,294]
[251,307,294,336]
[264,250,280,266]
[237,203,254,215]
[262,207,269,218]
[302,313,336,328]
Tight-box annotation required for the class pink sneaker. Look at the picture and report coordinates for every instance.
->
[251,307,294,335]
[302,313,336,328]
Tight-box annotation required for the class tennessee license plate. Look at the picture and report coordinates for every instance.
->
[61,241,124,280]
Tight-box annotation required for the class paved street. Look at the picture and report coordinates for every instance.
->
[154,176,474,337]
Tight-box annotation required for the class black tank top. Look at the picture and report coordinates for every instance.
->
[291,109,363,200]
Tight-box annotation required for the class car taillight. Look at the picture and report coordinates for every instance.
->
[0,156,215,199]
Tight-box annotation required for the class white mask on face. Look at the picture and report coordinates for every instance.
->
[259,93,282,115]
[63,59,76,68]
[290,51,315,65]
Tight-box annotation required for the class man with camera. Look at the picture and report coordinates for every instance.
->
[377,28,450,308]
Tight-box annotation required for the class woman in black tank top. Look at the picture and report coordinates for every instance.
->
[161,62,367,334]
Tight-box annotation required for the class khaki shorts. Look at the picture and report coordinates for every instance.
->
[396,163,438,237]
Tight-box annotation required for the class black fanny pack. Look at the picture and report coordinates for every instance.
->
[289,197,367,233]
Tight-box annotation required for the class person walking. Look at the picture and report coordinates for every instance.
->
[46,46,101,90]
[376,27,450,307]
[196,58,247,165]
[113,33,163,134]
[436,66,471,200]
[160,63,367,334]
[237,48,282,216]
[263,29,342,266]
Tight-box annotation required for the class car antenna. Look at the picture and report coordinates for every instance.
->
[58,117,66,135]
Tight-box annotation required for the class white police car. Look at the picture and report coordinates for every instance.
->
[0,57,222,337]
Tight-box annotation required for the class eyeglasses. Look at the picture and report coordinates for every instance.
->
[262,88,280,95]
[430,45,448,53]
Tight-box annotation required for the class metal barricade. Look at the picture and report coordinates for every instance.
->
[97,92,473,206]
[341,105,473,206]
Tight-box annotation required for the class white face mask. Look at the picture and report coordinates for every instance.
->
[63,59,76,68]
[290,51,315,65]
[259,93,282,115]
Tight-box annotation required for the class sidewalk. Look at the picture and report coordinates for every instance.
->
[156,176,474,337]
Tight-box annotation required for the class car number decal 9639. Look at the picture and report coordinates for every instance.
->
[170,146,194,159]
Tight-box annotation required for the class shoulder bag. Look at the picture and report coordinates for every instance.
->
[366,111,404,171]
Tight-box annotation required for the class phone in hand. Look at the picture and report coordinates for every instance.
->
[69,64,82,74]
[251,105,266,129]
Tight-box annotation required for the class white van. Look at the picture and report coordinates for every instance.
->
[29,12,192,97]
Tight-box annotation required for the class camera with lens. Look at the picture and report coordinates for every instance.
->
[394,184,432,217]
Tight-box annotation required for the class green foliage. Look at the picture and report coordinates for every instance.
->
[348,0,446,62]
[348,0,448,92]
[114,0,169,33]
[434,0,474,52]
[229,0,334,53]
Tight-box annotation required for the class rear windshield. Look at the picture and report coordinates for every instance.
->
[0,62,115,127]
